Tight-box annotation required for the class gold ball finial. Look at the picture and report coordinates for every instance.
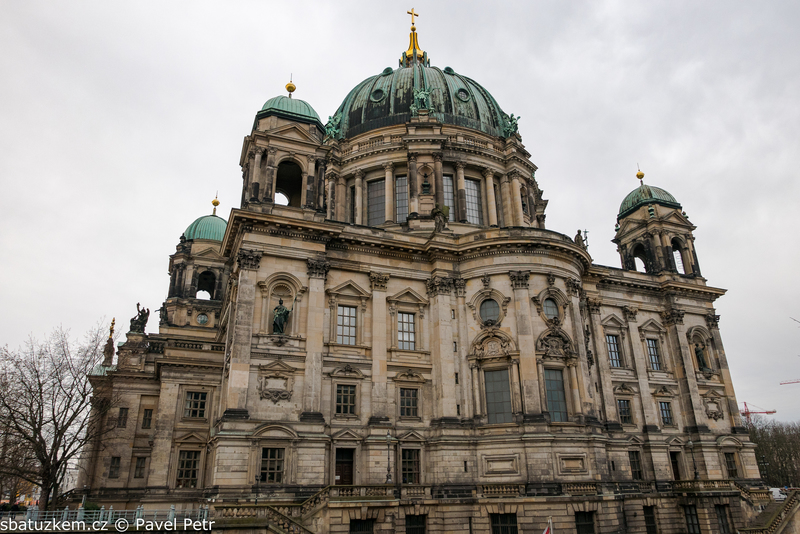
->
[212,195,220,215]
[286,80,296,95]
[636,170,644,181]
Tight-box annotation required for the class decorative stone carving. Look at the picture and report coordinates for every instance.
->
[129,303,150,334]
[703,390,725,421]
[426,276,454,297]
[509,270,530,289]
[382,162,394,171]
[661,308,685,326]
[395,368,425,383]
[453,277,467,297]
[536,327,574,360]
[369,272,390,291]
[481,274,491,289]
[257,361,295,404]
[705,313,720,329]
[587,298,602,315]
[237,249,262,270]
[330,363,364,378]
[622,306,638,323]
[614,383,636,395]
[307,258,330,280]
[547,273,556,287]
[565,278,581,297]
[653,385,674,397]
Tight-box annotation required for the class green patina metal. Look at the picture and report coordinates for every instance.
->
[618,184,681,219]
[257,95,324,131]
[184,214,228,242]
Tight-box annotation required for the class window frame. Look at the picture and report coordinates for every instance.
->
[183,391,208,420]
[659,401,674,426]
[395,174,408,223]
[133,456,146,479]
[724,452,739,479]
[366,178,386,226]
[606,333,623,368]
[108,456,121,479]
[617,398,634,425]
[442,174,456,221]
[336,304,358,346]
[397,311,417,351]
[684,505,701,534]
[484,367,514,425]
[405,514,427,534]
[176,450,201,489]
[628,450,643,480]
[643,506,658,534]
[401,448,421,484]
[399,387,419,418]
[490,513,519,534]
[260,447,285,484]
[716,505,732,534]
[575,511,596,534]
[117,407,128,428]
[646,338,662,371]
[544,368,569,423]
[464,178,483,225]
[335,383,359,417]
[141,408,153,430]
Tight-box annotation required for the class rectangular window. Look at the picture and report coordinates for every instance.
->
[184,392,207,418]
[659,401,674,426]
[576,512,596,534]
[684,505,701,534]
[465,179,483,225]
[617,399,633,425]
[443,175,456,221]
[141,408,153,429]
[724,452,738,478]
[336,384,357,415]
[405,514,426,534]
[367,179,385,226]
[647,339,662,370]
[133,457,146,478]
[176,450,200,488]
[349,185,355,223]
[400,388,418,417]
[629,450,643,480]
[716,505,732,534]
[349,519,375,534]
[109,457,120,478]
[117,408,128,428]
[545,369,569,422]
[336,305,357,345]
[260,448,285,483]
[402,449,420,484]
[484,369,513,424]
[606,334,622,367]
[643,506,658,534]
[398,312,416,350]
[670,451,682,480]
[395,175,408,223]
[490,513,518,534]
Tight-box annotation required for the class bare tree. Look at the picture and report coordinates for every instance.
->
[748,416,800,487]
[0,325,115,510]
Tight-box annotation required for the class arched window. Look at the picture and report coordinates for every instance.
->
[480,299,500,323]
[632,244,649,273]
[543,298,559,320]
[275,161,303,207]
[671,238,687,274]
[196,271,216,300]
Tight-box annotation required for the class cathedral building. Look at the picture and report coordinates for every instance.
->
[79,15,769,534]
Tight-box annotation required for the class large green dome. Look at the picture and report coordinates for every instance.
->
[618,183,681,219]
[328,64,518,140]
[259,95,323,128]
[184,214,227,242]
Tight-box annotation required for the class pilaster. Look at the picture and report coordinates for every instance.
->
[301,258,330,422]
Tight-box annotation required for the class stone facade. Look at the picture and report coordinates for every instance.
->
[78,25,769,534]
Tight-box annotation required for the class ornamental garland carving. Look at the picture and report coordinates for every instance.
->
[536,327,575,360]
[237,249,263,270]
[702,390,725,421]
[369,272,390,291]
[509,270,530,289]
[471,333,513,361]
[257,362,295,404]
[307,258,330,280]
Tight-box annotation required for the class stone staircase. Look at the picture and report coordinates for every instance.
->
[741,491,799,534]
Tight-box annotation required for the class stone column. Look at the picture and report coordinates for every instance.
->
[650,232,665,272]
[408,153,419,215]
[326,173,336,219]
[300,171,308,208]
[354,170,364,225]
[433,153,444,206]
[301,258,330,422]
[510,270,542,418]
[305,155,316,209]
[565,282,589,418]
[663,309,707,433]
[369,273,390,424]
[686,235,702,276]
[705,313,742,427]
[510,359,523,414]
[426,276,458,423]
[455,162,467,223]
[471,363,482,417]
[510,171,524,227]
[586,298,620,427]
[455,279,473,418]
[264,147,277,202]
[252,148,263,201]
[335,175,346,221]
[222,249,262,418]
[383,163,394,223]
[316,159,326,210]
[623,307,660,430]
[483,169,498,227]
[147,381,180,486]
[568,361,582,419]
[500,174,512,228]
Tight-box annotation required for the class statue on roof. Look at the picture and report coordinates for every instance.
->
[324,112,341,142]
[502,113,520,136]
[413,87,434,112]
[129,303,150,334]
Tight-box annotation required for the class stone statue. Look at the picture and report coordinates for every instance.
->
[129,303,150,333]
[695,343,709,370]
[272,298,290,334]
[323,112,341,141]
[502,113,520,136]
[432,204,448,233]
[574,230,585,248]
[413,87,434,111]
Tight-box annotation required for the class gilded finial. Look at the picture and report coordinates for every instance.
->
[109,318,115,339]
[636,165,644,185]
[401,8,426,66]
[286,74,296,98]
[212,193,220,215]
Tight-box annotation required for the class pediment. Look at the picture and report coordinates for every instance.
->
[332,428,362,441]
[652,385,675,397]
[663,212,695,228]
[614,383,637,395]
[666,436,685,447]
[388,288,428,305]
[601,314,626,329]
[266,123,320,143]
[175,431,206,444]
[252,424,298,439]
[627,436,644,445]
[327,280,371,298]
[638,318,666,335]
[193,248,226,260]
[394,368,425,383]
[329,364,365,378]
[397,430,425,443]
[259,359,296,374]
[716,436,742,448]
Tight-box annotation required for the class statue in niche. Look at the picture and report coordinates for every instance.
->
[432,204,449,233]
[129,303,150,333]
[272,298,291,334]
[694,343,709,370]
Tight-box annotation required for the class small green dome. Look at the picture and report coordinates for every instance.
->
[618,184,681,219]
[259,95,322,127]
[184,214,227,242]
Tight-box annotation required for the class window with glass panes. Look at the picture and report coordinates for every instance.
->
[545,369,569,422]
[336,305,357,345]
[490,513,518,534]
[405,514,426,534]
[336,384,357,415]
[484,369,513,424]
[117,407,128,428]
[401,449,420,484]
[349,186,355,223]
[443,175,456,221]
[716,505,732,534]
[646,339,662,370]
[400,388,418,417]
[684,505,701,534]
[367,179,385,226]
[176,450,199,488]
[260,448,284,483]
[576,512,596,534]
[659,401,674,425]
[644,507,658,534]
[724,452,738,478]
[543,298,559,320]
[606,334,622,367]
[134,457,146,478]
[142,408,153,429]
[617,399,633,424]
[629,450,643,480]
[349,519,375,534]
[109,457,120,478]
[184,392,207,418]
[395,175,408,222]
[398,312,415,350]
[465,179,483,225]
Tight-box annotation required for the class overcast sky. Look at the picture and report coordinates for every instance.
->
[1,1,798,421]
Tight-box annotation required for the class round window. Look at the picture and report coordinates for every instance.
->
[480,299,500,323]
[370,89,386,102]
[543,298,559,320]
[197,313,209,325]
[456,88,470,102]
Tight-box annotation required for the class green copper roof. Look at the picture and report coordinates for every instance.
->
[184,214,227,242]
[618,184,681,219]
[259,95,323,128]
[327,64,517,140]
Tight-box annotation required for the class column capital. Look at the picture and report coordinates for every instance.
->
[622,306,638,323]
[306,154,317,164]
[509,270,530,289]
[433,152,443,162]
[482,167,495,178]
[408,153,418,163]
[426,276,454,297]
[354,169,365,179]
[508,169,521,181]
[369,272,390,291]
[660,308,685,326]
[587,298,602,315]
[455,161,466,170]
[383,162,394,171]
[236,249,262,270]
[705,312,720,329]
[267,147,278,155]
[307,258,330,280]
[565,278,582,297]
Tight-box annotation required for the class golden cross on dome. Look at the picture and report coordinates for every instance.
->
[407,8,419,25]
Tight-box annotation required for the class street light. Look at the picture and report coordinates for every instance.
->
[687,439,699,480]
[385,430,392,484]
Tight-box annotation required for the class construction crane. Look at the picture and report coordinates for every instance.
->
[740,402,776,426]
[780,379,800,385]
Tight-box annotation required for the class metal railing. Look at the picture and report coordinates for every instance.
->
[0,505,210,531]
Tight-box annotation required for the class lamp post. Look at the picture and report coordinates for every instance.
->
[687,439,699,480]
[385,430,392,484]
